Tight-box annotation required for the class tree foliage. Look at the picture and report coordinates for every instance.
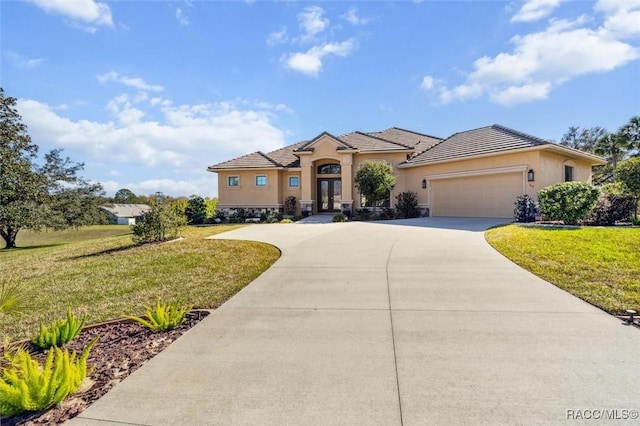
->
[395,191,419,218]
[132,202,186,244]
[354,161,396,209]
[560,117,638,185]
[0,88,104,249]
[616,157,640,218]
[185,195,207,225]
[538,182,600,225]
[113,188,138,204]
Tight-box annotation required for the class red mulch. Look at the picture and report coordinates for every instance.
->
[2,310,209,425]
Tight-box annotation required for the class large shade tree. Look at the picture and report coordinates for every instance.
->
[0,88,104,249]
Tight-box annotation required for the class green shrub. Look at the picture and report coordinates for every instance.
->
[284,196,297,216]
[355,209,372,221]
[127,301,191,332]
[600,182,626,196]
[0,338,96,417]
[513,194,537,223]
[280,218,293,224]
[132,203,186,244]
[332,214,348,222]
[32,309,86,349]
[395,191,420,218]
[590,194,636,225]
[538,182,600,225]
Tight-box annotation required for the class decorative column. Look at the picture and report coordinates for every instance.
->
[299,155,314,216]
[340,153,354,216]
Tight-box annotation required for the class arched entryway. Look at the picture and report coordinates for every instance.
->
[316,163,342,212]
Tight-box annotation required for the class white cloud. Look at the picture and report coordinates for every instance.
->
[98,72,164,93]
[342,7,371,26]
[511,0,566,23]
[4,51,44,68]
[424,7,640,106]
[267,26,288,47]
[298,6,329,43]
[176,8,189,27]
[596,0,640,38]
[285,41,357,76]
[420,76,435,91]
[283,39,356,77]
[25,0,113,30]
[17,92,286,174]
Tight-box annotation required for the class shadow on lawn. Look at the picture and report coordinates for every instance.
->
[65,244,138,260]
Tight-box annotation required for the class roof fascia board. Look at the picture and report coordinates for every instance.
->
[398,144,605,169]
[207,166,285,172]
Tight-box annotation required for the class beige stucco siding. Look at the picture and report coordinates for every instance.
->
[217,170,282,208]
[431,172,523,218]
[538,151,594,190]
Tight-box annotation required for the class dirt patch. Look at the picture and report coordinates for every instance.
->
[2,310,209,425]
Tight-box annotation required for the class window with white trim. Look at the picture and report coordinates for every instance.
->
[256,175,268,186]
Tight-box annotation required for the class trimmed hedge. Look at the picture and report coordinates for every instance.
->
[538,182,599,225]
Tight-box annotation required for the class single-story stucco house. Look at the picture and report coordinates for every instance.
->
[208,125,606,219]
[101,204,151,225]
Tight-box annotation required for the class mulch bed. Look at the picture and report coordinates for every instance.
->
[2,310,210,425]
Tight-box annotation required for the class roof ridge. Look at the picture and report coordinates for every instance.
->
[353,131,413,149]
[491,124,550,146]
[257,151,284,167]
[389,126,444,141]
[295,131,357,151]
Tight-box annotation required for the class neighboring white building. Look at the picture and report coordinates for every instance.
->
[101,204,151,225]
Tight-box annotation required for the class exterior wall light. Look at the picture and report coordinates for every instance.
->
[422,179,427,189]
[527,169,535,182]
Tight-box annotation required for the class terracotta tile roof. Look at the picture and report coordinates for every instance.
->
[403,125,550,166]
[368,127,443,152]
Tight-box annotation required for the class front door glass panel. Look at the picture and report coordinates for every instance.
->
[317,178,341,212]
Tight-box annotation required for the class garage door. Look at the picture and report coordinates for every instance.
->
[431,172,523,218]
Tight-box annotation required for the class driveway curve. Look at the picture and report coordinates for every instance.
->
[72,218,640,425]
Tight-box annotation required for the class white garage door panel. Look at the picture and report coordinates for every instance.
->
[431,173,522,218]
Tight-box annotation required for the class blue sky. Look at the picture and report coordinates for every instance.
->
[2,0,639,198]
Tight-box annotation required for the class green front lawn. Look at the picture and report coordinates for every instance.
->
[0,225,280,341]
[485,225,640,315]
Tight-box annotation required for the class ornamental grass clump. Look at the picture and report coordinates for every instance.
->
[32,309,86,349]
[127,301,191,332]
[0,338,96,417]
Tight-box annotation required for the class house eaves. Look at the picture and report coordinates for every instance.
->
[398,144,606,169]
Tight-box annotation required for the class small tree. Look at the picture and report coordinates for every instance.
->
[284,196,297,216]
[185,195,207,225]
[354,161,395,213]
[113,188,138,204]
[132,203,186,244]
[395,191,419,218]
[538,182,600,225]
[616,157,640,218]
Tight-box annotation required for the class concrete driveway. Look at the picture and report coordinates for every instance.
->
[71,218,640,425]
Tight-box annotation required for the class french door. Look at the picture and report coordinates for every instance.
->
[317,179,342,212]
